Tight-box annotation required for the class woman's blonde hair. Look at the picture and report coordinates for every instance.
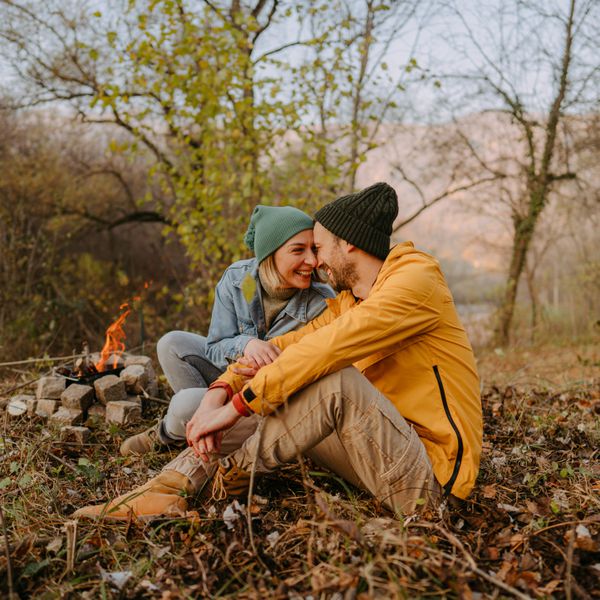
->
[259,254,288,291]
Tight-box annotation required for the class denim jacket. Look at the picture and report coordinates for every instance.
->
[205,258,335,371]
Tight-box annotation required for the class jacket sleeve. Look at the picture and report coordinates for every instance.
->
[240,260,443,415]
[216,294,347,393]
[205,277,254,370]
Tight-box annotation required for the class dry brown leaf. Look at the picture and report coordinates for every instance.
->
[519,552,537,570]
[495,559,515,582]
[314,492,363,542]
[576,536,598,551]
[406,535,426,559]
[310,563,358,593]
[564,524,600,551]
[525,500,540,515]
[482,484,497,499]
[515,570,541,590]
[538,579,561,595]
[509,532,526,550]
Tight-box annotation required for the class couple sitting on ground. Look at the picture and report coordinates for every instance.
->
[75,182,483,520]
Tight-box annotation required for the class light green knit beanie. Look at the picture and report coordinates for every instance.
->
[243,205,314,263]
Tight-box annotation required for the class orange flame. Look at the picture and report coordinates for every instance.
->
[95,302,131,372]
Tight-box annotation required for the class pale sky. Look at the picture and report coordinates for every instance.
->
[0,0,578,121]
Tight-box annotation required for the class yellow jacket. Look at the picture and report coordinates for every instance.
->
[219,243,482,499]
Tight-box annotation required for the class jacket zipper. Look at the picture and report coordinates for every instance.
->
[433,365,463,497]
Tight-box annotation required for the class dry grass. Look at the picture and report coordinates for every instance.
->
[1,343,599,599]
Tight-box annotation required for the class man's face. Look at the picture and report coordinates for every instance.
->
[313,222,358,293]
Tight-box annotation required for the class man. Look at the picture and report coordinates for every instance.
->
[75,182,482,520]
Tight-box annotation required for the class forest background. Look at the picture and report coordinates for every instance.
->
[1,0,598,363]
[1,2,600,598]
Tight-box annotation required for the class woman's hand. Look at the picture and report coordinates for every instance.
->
[243,338,281,368]
[232,356,261,379]
[186,402,241,461]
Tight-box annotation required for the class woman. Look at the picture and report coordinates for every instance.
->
[120,205,334,455]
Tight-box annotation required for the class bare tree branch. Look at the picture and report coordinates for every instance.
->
[393,169,503,230]
[253,39,313,64]
[59,206,171,230]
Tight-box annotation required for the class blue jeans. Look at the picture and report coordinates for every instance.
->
[156,331,223,441]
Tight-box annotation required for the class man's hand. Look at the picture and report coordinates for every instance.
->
[185,389,228,461]
[243,338,281,368]
[186,391,241,462]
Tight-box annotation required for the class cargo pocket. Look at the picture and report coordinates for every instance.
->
[380,426,424,485]
[339,398,413,499]
[378,426,435,512]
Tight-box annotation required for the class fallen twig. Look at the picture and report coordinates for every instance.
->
[528,517,600,538]
[47,452,80,474]
[0,354,85,368]
[412,523,534,600]
[246,418,266,566]
[140,393,169,406]
[433,546,534,600]
[0,502,15,599]
[565,525,575,600]
[0,535,53,554]
[64,520,78,573]
[1,376,43,395]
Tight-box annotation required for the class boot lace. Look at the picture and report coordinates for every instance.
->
[211,465,228,501]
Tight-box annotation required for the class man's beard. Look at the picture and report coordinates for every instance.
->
[325,260,358,293]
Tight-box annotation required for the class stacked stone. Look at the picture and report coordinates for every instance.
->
[4,354,159,445]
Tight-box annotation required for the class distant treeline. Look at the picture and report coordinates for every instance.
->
[1,0,599,359]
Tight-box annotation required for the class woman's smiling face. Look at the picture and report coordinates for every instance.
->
[273,229,318,289]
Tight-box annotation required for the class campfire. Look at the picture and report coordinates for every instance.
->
[5,293,159,444]
[56,302,133,386]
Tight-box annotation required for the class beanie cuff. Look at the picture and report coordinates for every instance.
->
[315,203,390,260]
[245,205,314,263]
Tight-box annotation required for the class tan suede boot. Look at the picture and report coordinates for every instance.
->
[211,457,252,500]
[73,470,194,521]
[120,422,174,457]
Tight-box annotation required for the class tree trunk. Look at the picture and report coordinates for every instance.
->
[493,0,575,346]
[494,211,537,345]
[525,261,538,343]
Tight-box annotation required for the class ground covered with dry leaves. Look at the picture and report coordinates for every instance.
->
[1,343,599,598]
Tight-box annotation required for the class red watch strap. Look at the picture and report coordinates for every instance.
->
[208,381,234,401]
[232,392,253,417]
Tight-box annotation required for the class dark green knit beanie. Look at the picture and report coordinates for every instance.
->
[314,182,398,260]
[244,205,314,263]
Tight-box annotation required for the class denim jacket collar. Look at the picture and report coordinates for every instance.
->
[230,258,260,287]
[231,258,309,324]
[281,287,309,323]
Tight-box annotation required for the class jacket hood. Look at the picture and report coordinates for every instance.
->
[376,242,420,282]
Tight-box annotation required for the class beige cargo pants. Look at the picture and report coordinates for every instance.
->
[164,367,441,515]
